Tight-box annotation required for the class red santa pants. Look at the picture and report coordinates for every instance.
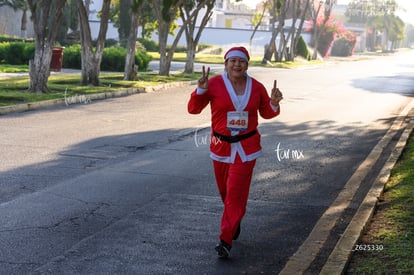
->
[213,155,256,246]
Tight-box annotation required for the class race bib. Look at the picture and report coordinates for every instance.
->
[227,111,248,131]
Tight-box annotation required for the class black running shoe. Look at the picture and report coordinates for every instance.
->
[215,240,231,258]
[233,224,241,240]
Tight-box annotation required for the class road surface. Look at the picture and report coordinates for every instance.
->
[0,50,413,274]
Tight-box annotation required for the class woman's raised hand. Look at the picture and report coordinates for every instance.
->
[198,66,210,90]
[271,80,283,106]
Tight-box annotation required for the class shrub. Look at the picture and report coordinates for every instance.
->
[101,46,126,71]
[62,45,82,69]
[63,45,152,72]
[0,42,9,63]
[91,38,118,48]
[295,36,311,60]
[135,40,146,51]
[101,46,152,72]
[197,43,213,52]
[135,50,152,71]
[318,31,336,57]
[0,42,34,65]
[330,30,357,57]
[138,38,158,52]
[22,43,35,63]
[0,41,35,65]
[331,37,356,57]
[0,42,152,71]
[6,42,27,64]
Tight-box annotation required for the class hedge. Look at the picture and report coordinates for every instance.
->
[0,42,152,71]
[330,36,357,57]
[0,42,35,64]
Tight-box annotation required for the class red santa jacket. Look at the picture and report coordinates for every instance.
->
[188,72,280,163]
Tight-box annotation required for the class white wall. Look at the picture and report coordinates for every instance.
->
[0,6,35,38]
[149,26,312,54]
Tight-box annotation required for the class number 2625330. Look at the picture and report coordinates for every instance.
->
[353,244,384,251]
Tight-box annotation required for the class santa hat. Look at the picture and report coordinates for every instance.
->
[224,46,250,62]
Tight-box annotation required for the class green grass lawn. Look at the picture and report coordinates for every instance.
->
[0,71,201,107]
[0,64,29,73]
[347,133,414,274]
[0,51,321,107]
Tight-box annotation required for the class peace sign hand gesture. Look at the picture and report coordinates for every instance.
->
[271,80,283,106]
[198,66,210,90]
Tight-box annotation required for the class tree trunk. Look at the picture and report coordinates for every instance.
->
[80,46,101,86]
[184,46,196,74]
[157,18,171,76]
[29,44,52,94]
[27,0,66,93]
[124,10,140,80]
[20,9,27,38]
[275,0,289,62]
[290,0,310,61]
[311,0,323,60]
[182,0,214,74]
[77,0,111,86]
[263,0,282,63]
[182,6,196,74]
[312,28,318,59]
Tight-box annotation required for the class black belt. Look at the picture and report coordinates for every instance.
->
[213,130,257,143]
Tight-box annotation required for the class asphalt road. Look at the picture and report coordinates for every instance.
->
[0,50,413,274]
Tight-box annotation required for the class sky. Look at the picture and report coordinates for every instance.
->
[242,0,414,25]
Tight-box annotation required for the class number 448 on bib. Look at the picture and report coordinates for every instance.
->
[227,111,248,131]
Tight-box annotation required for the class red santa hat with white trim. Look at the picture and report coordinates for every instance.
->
[224,46,250,62]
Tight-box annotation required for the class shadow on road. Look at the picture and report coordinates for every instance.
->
[352,72,414,96]
[0,115,397,274]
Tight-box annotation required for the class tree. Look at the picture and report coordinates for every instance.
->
[153,0,206,76]
[124,0,144,80]
[274,0,290,62]
[406,24,414,48]
[286,0,310,61]
[367,13,404,52]
[77,0,112,86]
[67,0,79,33]
[118,0,132,46]
[263,0,282,63]
[311,0,335,60]
[180,0,215,74]
[250,0,270,54]
[262,0,310,63]
[152,0,176,76]
[345,0,399,51]
[280,0,310,62]
[27,0,67,94]
[138,1,157,39]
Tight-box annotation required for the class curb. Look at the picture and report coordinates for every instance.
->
[320,110,414,274]
[0,80,195,116]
